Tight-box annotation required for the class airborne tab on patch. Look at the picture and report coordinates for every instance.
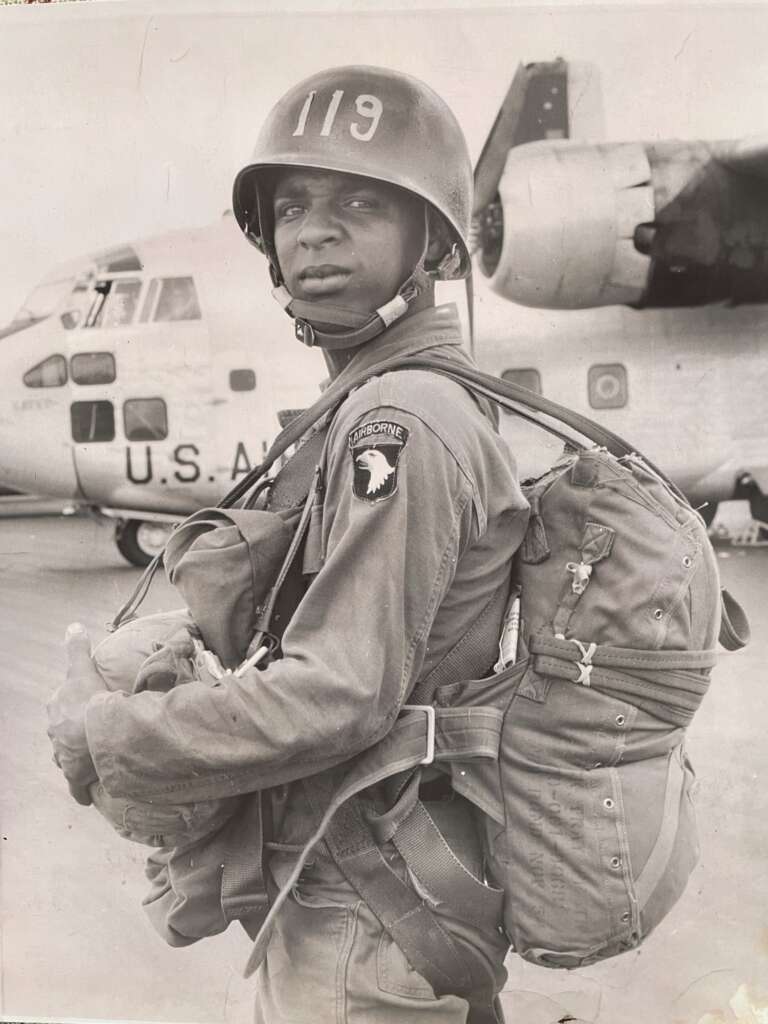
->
[347,420,409,503]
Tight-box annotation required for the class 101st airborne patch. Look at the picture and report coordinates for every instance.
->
[347,420,409,503]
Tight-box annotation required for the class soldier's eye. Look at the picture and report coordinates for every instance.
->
[274,201,304,220]
[346,196,376,210]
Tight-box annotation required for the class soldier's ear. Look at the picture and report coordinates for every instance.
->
[425,208,451,268]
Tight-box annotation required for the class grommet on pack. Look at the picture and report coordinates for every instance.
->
[610,856,622,869]
[603,797,615,809]
[615,714,626,727]
[653,607,664,620]
[621,911,631,922]
[683,555,693,568]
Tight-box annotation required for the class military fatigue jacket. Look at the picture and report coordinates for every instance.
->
[85,304,529,804]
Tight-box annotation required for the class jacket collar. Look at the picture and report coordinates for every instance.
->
[333,304,467,390]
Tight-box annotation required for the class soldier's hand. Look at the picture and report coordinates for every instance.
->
[46,623,107,806]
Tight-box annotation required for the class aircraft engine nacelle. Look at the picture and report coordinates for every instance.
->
[477,138,768,309]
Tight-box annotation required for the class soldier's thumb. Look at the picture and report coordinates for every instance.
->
[65,622,93,669]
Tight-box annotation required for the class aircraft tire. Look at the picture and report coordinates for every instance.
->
[115,518,171,567]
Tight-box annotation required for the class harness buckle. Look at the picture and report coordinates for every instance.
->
[402,704,436,766]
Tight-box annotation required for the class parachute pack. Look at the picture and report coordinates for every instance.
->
[105,351,749,984]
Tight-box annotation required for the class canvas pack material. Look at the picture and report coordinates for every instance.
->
[90,609,242,848]
[163,506,301,669]
[433,445,720,968]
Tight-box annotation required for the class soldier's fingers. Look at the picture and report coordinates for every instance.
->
[68,780,94,807]
[65,622,92,667]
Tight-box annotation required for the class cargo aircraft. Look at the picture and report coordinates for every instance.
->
[1,60,766,565]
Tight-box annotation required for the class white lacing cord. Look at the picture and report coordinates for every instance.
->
[570,638,597,686]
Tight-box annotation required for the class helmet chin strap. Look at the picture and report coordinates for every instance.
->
[269,206,434,351]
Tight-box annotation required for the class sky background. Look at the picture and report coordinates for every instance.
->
[1,0,768,325]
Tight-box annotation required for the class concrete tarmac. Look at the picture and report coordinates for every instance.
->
[0,511,766,1024]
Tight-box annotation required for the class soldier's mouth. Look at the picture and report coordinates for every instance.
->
[299,265,351,295]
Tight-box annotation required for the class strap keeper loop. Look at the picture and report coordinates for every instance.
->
[401,705,436,765]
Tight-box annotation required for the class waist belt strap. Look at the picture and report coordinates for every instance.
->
[242,708,503,1001]
[365,771,504,935]
[530,633,716,726]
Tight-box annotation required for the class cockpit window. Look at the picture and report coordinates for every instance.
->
[153,277,201,322]
[86,278,142,329]
[139,279,160,323]
[23,354,67,388]
[13,274,74,324]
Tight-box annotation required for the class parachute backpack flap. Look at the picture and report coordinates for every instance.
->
[163,506,301,669]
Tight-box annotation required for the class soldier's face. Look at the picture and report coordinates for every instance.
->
[272,168,425,317]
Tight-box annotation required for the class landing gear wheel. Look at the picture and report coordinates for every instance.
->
[115,519,173,567]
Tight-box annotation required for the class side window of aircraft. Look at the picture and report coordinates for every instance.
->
[124,398,168,441]
[70,400,115,443]
[153,277,201,322]
[500,368,542,412]
[86,278,142,329]
[23,354,67,388]
[588,364,628,409]
[70,352,116,385]
[230,369,256,392]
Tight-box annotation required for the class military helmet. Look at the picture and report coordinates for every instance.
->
[232,65,473,281]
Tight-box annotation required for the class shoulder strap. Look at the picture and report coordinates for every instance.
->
[109,347,698,630]
[219,349,634,510]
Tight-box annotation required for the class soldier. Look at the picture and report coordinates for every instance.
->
[48,66,530,1023]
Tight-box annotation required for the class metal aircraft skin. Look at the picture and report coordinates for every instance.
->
[0,218,326,562]
[1,59,766,564]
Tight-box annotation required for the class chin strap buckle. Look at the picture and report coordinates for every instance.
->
[295,319,316,347]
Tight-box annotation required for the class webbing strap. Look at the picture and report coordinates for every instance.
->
[265,425,329,511]
[383,789,505,934]
[530,633,714,727]
[220,793,270,925]
[218,345,631,512]
[251,465,322,642]
[242,707,502,980]
[530,633,718,672]
[633,746,687,910]
[719,587,751,651]
[315,777,478,997]
[534,655,708,727]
